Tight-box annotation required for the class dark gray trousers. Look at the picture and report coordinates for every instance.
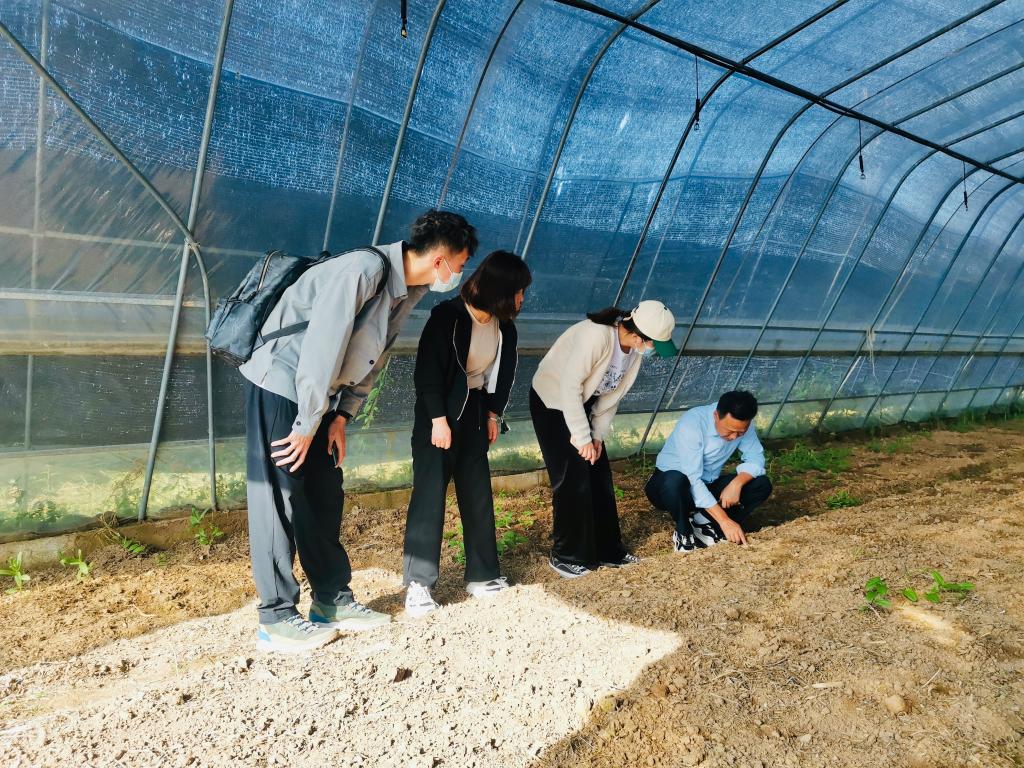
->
[402,390,500,588]
[245,382,353,624]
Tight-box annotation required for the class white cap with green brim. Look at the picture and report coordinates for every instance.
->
[627,300,677,358]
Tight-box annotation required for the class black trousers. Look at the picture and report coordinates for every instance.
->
[529,388,626,567]
[402,389,500,588]
[644,469,773,536]
[245,383,352,624]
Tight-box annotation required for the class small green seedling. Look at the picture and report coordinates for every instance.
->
[444,525,466,565]
[494,507,515,529]
[189,508,224,548]
[0,552,30,593]
[614,485,626,501]
[863,576,892,611]
[497,530,528,556]
[117,535,148,556]
[925,570,974,603]
[902,588,919,602]
[826,490,861,509]
[59,549,92,582]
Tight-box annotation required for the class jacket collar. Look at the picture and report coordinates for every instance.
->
[382,241,411,300]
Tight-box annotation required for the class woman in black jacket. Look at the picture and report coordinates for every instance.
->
[403,250,531,617]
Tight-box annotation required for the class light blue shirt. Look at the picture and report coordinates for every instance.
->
[655,402,766,510]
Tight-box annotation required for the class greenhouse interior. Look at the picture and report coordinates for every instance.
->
[2,0,1023,540]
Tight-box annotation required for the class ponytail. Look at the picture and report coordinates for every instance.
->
[586,306,649,340]
[586,306,629,326]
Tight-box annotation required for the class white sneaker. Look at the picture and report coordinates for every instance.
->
[405,581,440,618]
[466,576,510,599]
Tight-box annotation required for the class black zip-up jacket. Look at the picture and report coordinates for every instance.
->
[414,296,518,427]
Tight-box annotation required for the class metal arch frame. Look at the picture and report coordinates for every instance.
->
[711,52,1024,376]
[138,0,236,520]
[633,34,1024,447]
[611,0,898,305]
[0,19,197,246]
[437,0,529,207]
[814,123,1024,425]
[738,118,1024,431]
[612,0,1012,307]
[519,0,664,260]
[994,356,1024,407]
[821,171,1023,427]
[769,158,1020,435]
[2,0,1022,523]
[25,0,51,453]
[892,196,1024,423]
[322,0,384,253]
[856,169,1024,429]
[371,0,448,246]
[934,214,1024,414]
[446,0,648,247]
[975,309,1024,411]
[965,275,1024,412]
[551,0,1024,184]
[1,6,230,520]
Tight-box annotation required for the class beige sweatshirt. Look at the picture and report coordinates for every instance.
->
[532,320,642,448]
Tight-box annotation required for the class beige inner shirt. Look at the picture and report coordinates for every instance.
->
[465,302,499,390]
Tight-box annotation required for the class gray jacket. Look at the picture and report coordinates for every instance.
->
[239,241,428,437]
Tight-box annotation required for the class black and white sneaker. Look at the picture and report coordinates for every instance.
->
[692,521,724,548]
[600,552,641,568]
[672,531,696,553]
[548,555,592,579]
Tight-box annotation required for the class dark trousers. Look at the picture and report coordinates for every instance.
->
[245,383,352,624]
[529,388,626,567]
[402,389,500,588]
[644,469,773,536]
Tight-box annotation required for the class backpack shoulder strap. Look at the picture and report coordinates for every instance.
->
[258,246,392,345]
[363,245,391,298]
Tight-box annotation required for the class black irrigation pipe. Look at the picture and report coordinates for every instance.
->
[550,0,1024,186]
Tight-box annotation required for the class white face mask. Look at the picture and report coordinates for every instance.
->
[641,344,655,358]
[430,257,463,293]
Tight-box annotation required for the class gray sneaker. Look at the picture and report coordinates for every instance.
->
[256,614,338,654]
[309,599,391,631]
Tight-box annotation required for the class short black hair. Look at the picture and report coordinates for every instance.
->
[461,250,532,323]
[717,390,758,421]
[409,210,478,256]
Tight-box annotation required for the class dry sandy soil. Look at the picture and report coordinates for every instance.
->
[1,419,1023,767]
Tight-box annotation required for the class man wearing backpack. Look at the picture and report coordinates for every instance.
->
[240,210,478,653]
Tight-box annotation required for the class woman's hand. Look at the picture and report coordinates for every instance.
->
[577,441,599,465]
[431,416,452,449]
[271,431,314,472]
[487,413,500,445]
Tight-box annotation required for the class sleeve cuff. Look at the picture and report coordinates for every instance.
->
[736,462,765,478]
[570,432,593,449]
[291,415,318,437]
[335,409,353,422]
[690,482,717,510]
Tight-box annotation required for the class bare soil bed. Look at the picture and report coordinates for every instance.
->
[2,419,1023,767]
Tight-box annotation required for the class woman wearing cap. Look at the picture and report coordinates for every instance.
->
[530,301,676,578]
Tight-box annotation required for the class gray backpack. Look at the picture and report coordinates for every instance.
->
[205,247,390,367]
